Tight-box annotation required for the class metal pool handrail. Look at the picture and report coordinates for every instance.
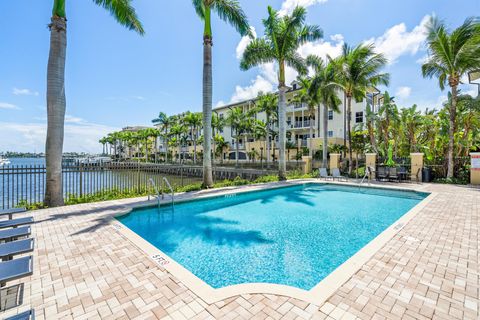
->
[360,166,373,185]
[162,177,175,210]
[148,178,161,209]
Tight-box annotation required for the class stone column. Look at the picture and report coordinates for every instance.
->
[365,153,377,179]
[330,153,341,170]
[410,153,424,182]
[302,156,312,174]
[470,152,480,185]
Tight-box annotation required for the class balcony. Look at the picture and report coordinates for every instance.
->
[290,120,312,128]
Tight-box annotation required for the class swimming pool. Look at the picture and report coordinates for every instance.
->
[117,183,427,290]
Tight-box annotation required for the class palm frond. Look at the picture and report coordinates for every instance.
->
[298,25,323,44]
[213,0,250,36]
[240,38,275,70]
[93,0,144,34]
[285,51,307,75]
[192,0,205,20]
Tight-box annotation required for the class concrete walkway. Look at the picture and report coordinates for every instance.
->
[1,182,479,319]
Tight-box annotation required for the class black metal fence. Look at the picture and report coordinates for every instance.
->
[0,162,275,209]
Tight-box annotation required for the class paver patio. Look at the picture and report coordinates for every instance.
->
[1,182,479,319]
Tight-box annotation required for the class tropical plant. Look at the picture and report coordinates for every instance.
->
[306,56,342,168]
[152,112,173,162]
[184,112,203,164]
[212,113,225,162]
[292,77,317,158]
[255,92,278,168]
[226,107,248,167]
[240,6,322,180]
[421,16,480,178]
[285,140,297,161]
[333,43,389,174]
[192,0,250,187]
[44,0,144,207]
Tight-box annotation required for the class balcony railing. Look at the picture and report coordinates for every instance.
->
[292,120,311,128]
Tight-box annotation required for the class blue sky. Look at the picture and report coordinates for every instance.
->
[0,0,478,153]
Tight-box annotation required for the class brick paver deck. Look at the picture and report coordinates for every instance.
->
[1,183,479,319]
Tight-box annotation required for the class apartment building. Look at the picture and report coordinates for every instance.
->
[153,81,382,161]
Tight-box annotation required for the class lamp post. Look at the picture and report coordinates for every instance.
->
[468,70,480,96]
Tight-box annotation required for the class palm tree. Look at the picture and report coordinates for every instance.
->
[240,6,322,180]
[212,113,225,162]
[152,112,173,162]
[214,135,229,164]
[334,43,389,174]
[192,0,250,187]
[184,112,203,164]
[378,92,398,156]
[285,140,297,162]
[422,17,480,178]
[99,137,108,155]
[306,56,342,168]
[365,102,379,153]
[292,77,318,158]
[400,105,423,153]
[44,0,144,207]
[170,123,187,162]
[256,92,278,168]
[226,107,247,168]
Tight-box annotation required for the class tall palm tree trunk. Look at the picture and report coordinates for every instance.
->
[308,114,313,158]
[322,105,328,168]
[44,15,67,207]
[235,134,239,168]
[346,96,353,174]
[202,34,214,187]
[193,137,197,164]
[278,84,287,180]
[266,118,271,169]
[447,84,458,178]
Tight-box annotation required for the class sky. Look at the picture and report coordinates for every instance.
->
[0,0,479,153]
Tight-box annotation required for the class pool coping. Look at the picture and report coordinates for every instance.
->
[110,179,437,306]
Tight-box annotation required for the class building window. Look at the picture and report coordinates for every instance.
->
[328,131,333,137]
[328,110,333,120]
[355,111,363,123]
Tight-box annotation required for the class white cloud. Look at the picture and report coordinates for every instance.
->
[366,15,431,65]
[415,54,429,65]
[236,27,257,59]
[12,88,39,96]
[230,75,274,103]
[226,33,344,103]
[298,34,344,61]
[395,86,412,99]
[65,115,86,124]
[0,119,118,153]
[278,0,328,16]
[105,95,147,101]
[0,102,20,110]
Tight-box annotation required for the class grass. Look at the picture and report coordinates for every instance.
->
[17,170,316,210]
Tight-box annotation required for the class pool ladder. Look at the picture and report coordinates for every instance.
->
[148,177,175,211]
[359,166,374,186]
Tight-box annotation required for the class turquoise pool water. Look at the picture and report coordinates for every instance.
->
[117,184,427,290]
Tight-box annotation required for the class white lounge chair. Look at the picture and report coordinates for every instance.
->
[319,168,332,180]
[332,168,348,181]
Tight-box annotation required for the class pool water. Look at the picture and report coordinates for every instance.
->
[117,184,427,290]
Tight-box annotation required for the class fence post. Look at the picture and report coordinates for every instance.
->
[470,152,480,185]
[137,161,141,193]
[365,153,377,179]
[79,164,83,198]
[410,153,424,182]
[329,153,341,171]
